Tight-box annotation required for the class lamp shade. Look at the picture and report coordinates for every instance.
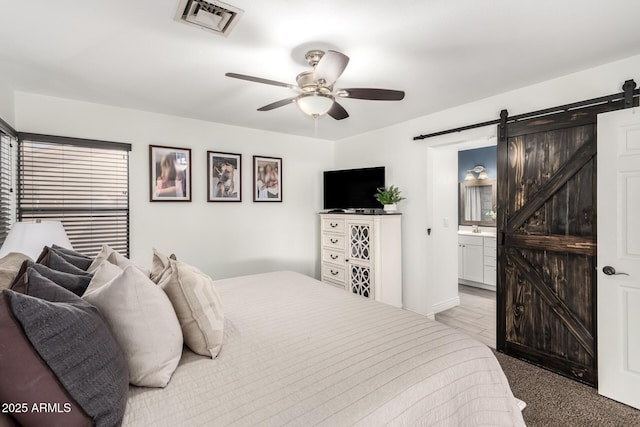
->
[0,221,72,260]
[296,93,334,116]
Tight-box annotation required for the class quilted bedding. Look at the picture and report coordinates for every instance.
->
[123,271,525,426]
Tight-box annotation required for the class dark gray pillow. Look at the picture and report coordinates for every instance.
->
[50,247,92,271]
[7,269,129,427]
[43,249,90,276]
[52,244,92,260]
[29,263,92,296]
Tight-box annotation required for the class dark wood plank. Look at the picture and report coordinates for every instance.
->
[504,341,596,385]
[505,234,596,255]
[507,249,594,356]
[507,136,595,232]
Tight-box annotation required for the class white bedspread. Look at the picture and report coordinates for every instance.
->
[123,271,525,426]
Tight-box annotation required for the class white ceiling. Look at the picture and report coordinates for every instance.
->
[1,0,639,140]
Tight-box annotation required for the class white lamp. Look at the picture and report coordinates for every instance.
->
[296,93,334,117]
[0,221,72,260]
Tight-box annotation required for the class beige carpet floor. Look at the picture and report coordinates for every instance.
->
[494,350,640,426]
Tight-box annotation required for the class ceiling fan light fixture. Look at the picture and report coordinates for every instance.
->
[296,93,334,117]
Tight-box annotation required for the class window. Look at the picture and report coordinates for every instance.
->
[18,133,131,257]
[0,129,15,247]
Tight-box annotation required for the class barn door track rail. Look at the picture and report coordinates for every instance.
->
[413,79,639,141]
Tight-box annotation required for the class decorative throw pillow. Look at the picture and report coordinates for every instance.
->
[30,263,92,296]
[51,244,92,260]
[87,244,150,277]
[37,247,89,276]
[150,248,171,284]
[5,270,129,427]
[49,247,92,271]
[0,252,32,290]
[83,265,183,387]
[0,291,92,427]
[159,258,224,358]
[84,261,123,294]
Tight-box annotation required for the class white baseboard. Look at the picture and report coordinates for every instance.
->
[431,296,461,314]
[459,279,496,292]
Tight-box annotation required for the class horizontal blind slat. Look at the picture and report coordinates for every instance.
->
[18,139,129,257]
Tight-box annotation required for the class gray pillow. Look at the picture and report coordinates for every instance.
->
[49,247,93,271]
[30,263,92,296]
[52,244,92,260]
[41,248,90,276]
[7,269,129,427]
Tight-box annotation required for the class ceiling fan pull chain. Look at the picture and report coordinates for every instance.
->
[314,114,319,138]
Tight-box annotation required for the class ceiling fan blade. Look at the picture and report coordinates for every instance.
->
[225,73,298,90]
[327,101,349,120]
[257,97,297,111]
[338,88,405,101]
[313,50,350,85]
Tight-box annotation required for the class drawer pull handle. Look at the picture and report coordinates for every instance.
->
[330,222,339,228]
[330,238,338,244]
[330,270,339,276]
[330,254,339,260]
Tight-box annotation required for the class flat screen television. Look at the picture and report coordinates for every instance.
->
[323,166,385,210]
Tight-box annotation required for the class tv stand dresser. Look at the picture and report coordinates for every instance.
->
[320,213,402,307]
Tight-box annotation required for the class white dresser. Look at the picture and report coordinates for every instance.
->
[320,213,402,308]
[458,233,497,290]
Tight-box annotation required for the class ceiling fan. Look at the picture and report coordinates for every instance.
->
[225,49,405,120]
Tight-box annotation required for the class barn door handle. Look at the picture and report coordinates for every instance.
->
[603,266,629,276]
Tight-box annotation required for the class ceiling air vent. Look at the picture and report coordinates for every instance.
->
[175,0,243,37]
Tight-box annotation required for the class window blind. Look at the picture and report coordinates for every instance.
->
[18,134,131,257]
[0,131,14,246]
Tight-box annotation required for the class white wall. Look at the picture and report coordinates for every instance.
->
[335,53,640,316]
[14,92,334,280]
[0,79,15,127]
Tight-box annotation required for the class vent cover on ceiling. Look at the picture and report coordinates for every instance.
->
[175,0,243,37]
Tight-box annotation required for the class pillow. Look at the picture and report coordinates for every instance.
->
[5,270,129,427]
[0,291,92,427]
[158,258,224,358]
[0,252,32,290]
[37,247,90,276]
[30,263,92,296]
[49,247,92,271]
[52,244,92,260]
[84,261,123,294]
[83,266,183,387]
[10,259,92,296]
[88,244,150,277]
[150,248,171,284]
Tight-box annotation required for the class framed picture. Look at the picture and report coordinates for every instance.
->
[253,155,282,202]
[207,151,242,202]
[149,145,192,202]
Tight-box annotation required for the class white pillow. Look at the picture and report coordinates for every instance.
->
[150,248,171,284]
[87,245,150,277]
[159,258,224,358]
[83,265,183,388]
[85,261,123,294]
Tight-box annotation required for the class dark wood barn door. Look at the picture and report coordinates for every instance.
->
[497,103,622,386]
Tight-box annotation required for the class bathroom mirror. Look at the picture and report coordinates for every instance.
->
[460,179,496,226]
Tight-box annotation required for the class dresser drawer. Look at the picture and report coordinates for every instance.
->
[322,233,345,250]
[322,263,346,284]
[322,248,345,265]
[321,217,345,233]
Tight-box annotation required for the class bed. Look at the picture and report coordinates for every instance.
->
[123,271,525,426]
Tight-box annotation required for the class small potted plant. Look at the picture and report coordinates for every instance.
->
[374,185,406,212]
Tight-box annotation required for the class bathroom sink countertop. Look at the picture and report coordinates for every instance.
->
[458,230,497,238]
